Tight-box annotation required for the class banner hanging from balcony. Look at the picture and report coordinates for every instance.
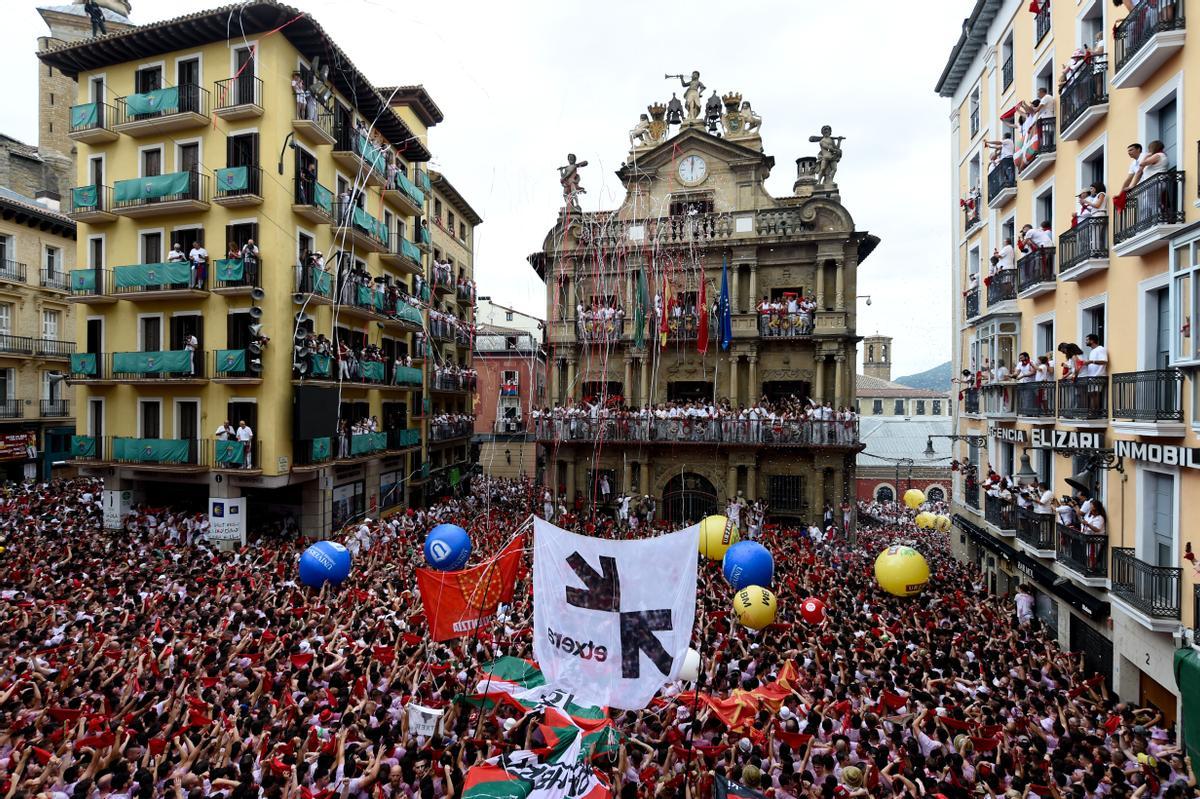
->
[216,349,246,373]
[352,206,379,238]
[70,103,98,128]
[70,436,96,458]
[215,439,243,465]
[71,270,96,292]
[125,87,179,116]
[395,304,422,326]
[309,353,332,377]
[215,258,244,281]
[394,366,422,385]
[311,270,332,297]
[311,437,331,461]
[356,134,388,176]
[115,262,191,288]
[397,428,421,447]
[114,172,191,202]
[215,166,249,192]
[70,353,97,376]
[357,283,374,307]
[72,185,98,209]
[396,172,425,206]
[313,182,333,213]
[350,432,387,455]
[113,350,192,374]
[114,437,190,464]
[360,361,385,382]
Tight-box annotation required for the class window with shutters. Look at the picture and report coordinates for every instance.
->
[0,304,13,335]
[872,399,883,415]
[894,399,905,415]
[42,310,60,340]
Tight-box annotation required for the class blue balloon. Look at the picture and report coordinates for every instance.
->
[722,541,774,590]
[299,541,352,588]
[424,524,472,570]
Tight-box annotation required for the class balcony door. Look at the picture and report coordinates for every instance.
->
[86,319,103,355]
[227,132,258,169]
[140,317,162,352]
[1153,100,1177,168]
[1150,287,1171,369]
[89,156,104,188]
[135,66,161,93]
[233,47,256,105]
[176,399,199,441]
[140,400,161,439]
[177,58,200,112]
[179,143,200,196]
[228,401,256,433]
[88,398,103,438]
[170,315,203,352]
[142,148,162,178]
[1143,472,1174,568]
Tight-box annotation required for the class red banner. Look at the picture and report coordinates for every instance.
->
[416,534,524,641]
[0,432,34,461]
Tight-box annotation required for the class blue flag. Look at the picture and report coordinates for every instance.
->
[719,256,732,351]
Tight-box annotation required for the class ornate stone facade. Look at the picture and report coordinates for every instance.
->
[531,83,879,522]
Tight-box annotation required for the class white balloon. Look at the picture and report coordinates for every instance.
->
[680,647,701,682]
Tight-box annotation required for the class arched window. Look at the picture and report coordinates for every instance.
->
[881,344,888,361]
[876,485,894,502]
[867,344,874,362]
[926,486,945,502]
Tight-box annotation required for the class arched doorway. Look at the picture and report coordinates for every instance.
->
[663,472,718,524]
[926,486,945,502]
[875,485,894,502]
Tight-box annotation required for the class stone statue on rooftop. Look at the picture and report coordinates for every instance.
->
[630,114,652,147]
[809,125,846,187]
[666,71,705,123]
[558,153,588,209]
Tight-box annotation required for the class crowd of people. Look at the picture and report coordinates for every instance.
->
[432,365,478,392]
[0,475,1189,799]
[530,397,860,446]
[756,294,817,338]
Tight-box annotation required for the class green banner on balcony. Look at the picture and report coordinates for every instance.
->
[70,269,96,292]
[112,350,192,374]
[124,86,179,116]
[310,353,332,377]
[114,437,190,463]
[398,428,421,446]
[394,365,422,385]
[114,262,191,288]
[72,185,98,209]
[215,439,243,465]
[395,304,423,326]
[114,171,191,202]
[350,433,376,456]
[356,134,388,176]
[70,352,97,376]
[400,238,422,262]
[312,269,332,296]
[417,226,430,245]
[314,182,333,213]
[360,361,385,381]
[352,206,381,239]
[310,436,331,461]
[420,284,430,302]
[215,258,243,281]
[395,172,425,207]
[215,349,246,373]
[71,102,98,128]
[70,435,96,457]
[214,166,249,192]
[357,283,373,307]
[417,169,431,193]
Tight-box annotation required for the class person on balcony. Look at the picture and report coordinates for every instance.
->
[1081,498,1107,536]
[187,241,208,290]
[240,239,260,277]
[983,135,1014,171]
[184,333,198,375]
[291,72,307,120]
[1014,352,1035,382]
[167,242,186,264]
[214,420,235,441]
[236,420,254,469]
[991,237,1015,273]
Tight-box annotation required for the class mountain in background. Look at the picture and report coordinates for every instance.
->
[893,361,952,391]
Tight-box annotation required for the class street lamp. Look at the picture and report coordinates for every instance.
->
[924,433,987,459]
[1059,447,1124,495]
[857,295,872,306]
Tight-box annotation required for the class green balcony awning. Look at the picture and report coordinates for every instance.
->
[112,350,192,374]
[216,258,243,281]
[70,352,97,376]
[215,349,246,373]
[360,361,385,381]
[311,437,331,461]
[400,238,422,262]
[114,262,191,288]
[114,437,190,464]
[314,182,333,213]
[395,304,423,326]
[394,365,422,385]
[70,435,96,457]
[215,166,249,192]
[215,439,243,465]
[114,171,191,203]
[70,269,97,292]
[310,353,332,377]
[73,185,99,209]
[71,102,98,128]
[124,86,179,116]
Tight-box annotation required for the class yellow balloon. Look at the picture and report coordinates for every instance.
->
[733,586,777,630]
[903,489,926,509]
[874,546,931,597]
[914,512,930,529]
[935,515,952,532]
[699,515,740,560]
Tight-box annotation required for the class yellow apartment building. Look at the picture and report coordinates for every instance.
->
[937,0,1197,719]
[39,0,478,538]
[0,189,77,480]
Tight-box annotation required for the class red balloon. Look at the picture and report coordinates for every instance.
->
[800,597,826,625]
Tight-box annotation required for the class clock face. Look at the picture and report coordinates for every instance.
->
[678,155,708,185]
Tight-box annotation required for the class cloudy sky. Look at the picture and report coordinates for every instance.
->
[4,0,961,378]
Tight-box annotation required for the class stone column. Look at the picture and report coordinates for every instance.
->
[834,354,846,407]
[551,358,561,404]
[566,358,576,402]
[730,265,740,315]
[728,354,739,407]
[623,356,632,399]
[565,460,576,503]
[815,262,825,309]
[835,260,845,312]
[640,355,650,406]
[747,353,759,403]
[747,463,757,501]
[727,464,738,500]
[814,356,825,402]
[622,458,633,494]
[748,264,758,309]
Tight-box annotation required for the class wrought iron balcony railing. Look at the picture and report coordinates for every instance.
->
[1111,547,1182,620]
[1111,368,1182,422]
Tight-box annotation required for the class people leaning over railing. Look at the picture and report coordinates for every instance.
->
[430,413,476,441]
[755,294,815,337]
[432,364,478,392]
[529,396,859,445]
[576,303,626,340]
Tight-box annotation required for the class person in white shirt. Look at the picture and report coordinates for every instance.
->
[1033,87,1055,120]
[994,237,1015,271]
[1083,333,1107,377]
[1028,221,1054,249]
[214,420,235,441]
[236,420,254,469]
[184,333,198,374]
[1014,584,1035,626]
[1014,352,1035,382]
[188,241,208,289]
[1034,481,1055,515]
[167,242,186,263]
